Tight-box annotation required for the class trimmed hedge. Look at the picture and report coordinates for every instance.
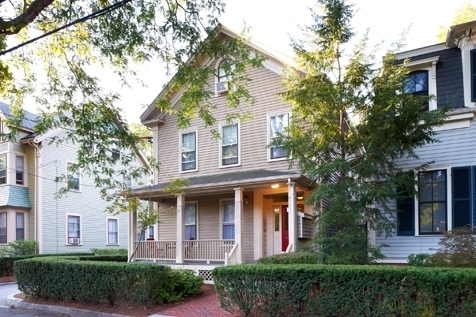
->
[78,255,128,262]
[213,264,476,317]
[257,251,319,264]
[0,252,94,277]
[14,257,203,307]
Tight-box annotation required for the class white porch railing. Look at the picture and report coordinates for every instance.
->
[225,243,238,265]
[134,241,176,260]
[184,239,235,261]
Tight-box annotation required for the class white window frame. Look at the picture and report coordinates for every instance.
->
[106,217,119,245]
[16,212,25,240]
[219,122,240,168]
[66,214,82,245]
[0,154,6,185]
[184,201,198,240]
[0,212,6,244]
[66,162,81,192]
[215,57,235,95]
[267,112,290,162]
[414,165,452,236]
[15,154,25,186]
[406,56,439,111]
[219,199,235,240]
[179,130,198,173]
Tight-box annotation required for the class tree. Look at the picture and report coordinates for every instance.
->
[0,0,261,211]
[436,2,476,42]
[129,122,153,158]
[274,0,446,264]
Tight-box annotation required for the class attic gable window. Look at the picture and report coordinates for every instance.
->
[216,59,235,94]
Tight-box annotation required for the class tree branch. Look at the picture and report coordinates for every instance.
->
[0,0,54,35]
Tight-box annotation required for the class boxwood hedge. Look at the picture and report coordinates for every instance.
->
[213,264,476,317]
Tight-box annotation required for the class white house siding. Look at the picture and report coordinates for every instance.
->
[376,118,476,260]
[156,59,295,181]
[39,141,131,253]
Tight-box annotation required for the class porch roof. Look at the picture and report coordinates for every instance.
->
[132,169,315,199]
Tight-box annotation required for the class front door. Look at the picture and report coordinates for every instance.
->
[281,205,289,252]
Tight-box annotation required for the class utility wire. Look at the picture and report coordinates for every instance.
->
[0,0,133,56]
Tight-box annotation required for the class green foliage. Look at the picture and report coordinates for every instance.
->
[436,2,476,41]
[257,251,319,265]
[213,264,476,317]
[0,240,38,256]
[275,0,446,264]
[13,256,202,307]
[78,255,128,262]
[90,248,128,255]
[407,253,432,267]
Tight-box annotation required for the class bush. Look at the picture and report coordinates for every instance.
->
[0,240,38,256]
[90,248,128,255]
[78,255,128,262]
[258,251,319,264]
[159,269,204,303]
[407,253,431,267]
[213,264,476,317]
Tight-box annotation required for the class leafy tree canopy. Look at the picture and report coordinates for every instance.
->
[0,0,262,211]
[436,2,476,42]
[273,0,446,264]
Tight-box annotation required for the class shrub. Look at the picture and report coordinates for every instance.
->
[213,264,476,317]
[0,240,38,256]
[159,269,204,303]
[78,255,128,262]
[427,226,476,268]
[407,253,431,267]
[257,251,319,264]
[90,248,128,255]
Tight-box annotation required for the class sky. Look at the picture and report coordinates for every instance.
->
[118,0,472,123]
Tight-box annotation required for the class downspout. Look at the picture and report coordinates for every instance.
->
[27,140,42,253]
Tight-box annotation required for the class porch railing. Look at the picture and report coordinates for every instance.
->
[184,239,235,261]
[134,241,176,260]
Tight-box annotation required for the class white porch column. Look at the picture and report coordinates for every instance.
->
[176,194,185,263]
[288,179,297,252]
[234,188,244,264]
[128,209,137,262]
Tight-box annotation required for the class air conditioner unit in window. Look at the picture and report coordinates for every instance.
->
[216,81,229,94]
[69,238,80,244]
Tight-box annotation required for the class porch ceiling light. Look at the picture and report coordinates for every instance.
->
[271,184,279,189]
[297,196,304,200]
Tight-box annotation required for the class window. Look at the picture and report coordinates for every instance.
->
[184,203,196,240]
[137,221,154,241]
[16,213,24,240]
[67,215,81,244]
[269,113,289,159]
[217,59,234,83]
[123,175,132,188]
[222,201,235,239]
[418,170,447,234]
[107,218,118,244]
[404,70,429,111]
[16,155,24,185]
[181,132,197,171]
[0,155,6,185]
[111,148,120,162]
[221,123,239,166]
[67,163,80,191]
[0,213,6,243]
[471,49,476,102]
[0,119,4,142]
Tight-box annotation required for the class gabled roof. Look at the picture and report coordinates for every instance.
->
[140,24,297,126]
[0,101,38,131]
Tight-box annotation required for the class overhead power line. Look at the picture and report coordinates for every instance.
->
[0,0,133,56]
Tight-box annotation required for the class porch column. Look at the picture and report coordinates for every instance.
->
[288,179,297,252]
[129,209,137,262]
[234,187,244,264]
[176,194,185,263]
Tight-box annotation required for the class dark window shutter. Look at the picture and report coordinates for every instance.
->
[397,181,414,236]
[452,167,471,228]
[472,49,476,102]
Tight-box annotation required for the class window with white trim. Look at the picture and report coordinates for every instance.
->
[216,59,235,94]
[222,201,235,240]
[418,170,447,234]
[269,113,289,160]
[0,212,6,243]
[107,218,118,244]
[16,213,24,240]
[404,56,438,111]
[16,155,24,185]
[67,215,81,244]
[404,70,430,111]
[0,155,6,185]
[221,123,239,166]
[67,163,80,191]
[184,203,197,240]
[181,131,197,171]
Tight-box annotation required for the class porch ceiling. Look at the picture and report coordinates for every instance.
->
[132,169,315,200]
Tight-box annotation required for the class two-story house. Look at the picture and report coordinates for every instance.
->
[130,25,315,279]
[375,20,476,263]
[0,102,150,254]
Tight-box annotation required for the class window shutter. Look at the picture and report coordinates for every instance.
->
[397,183,414,236]
[472,49,476,102]
[452,167,471,228]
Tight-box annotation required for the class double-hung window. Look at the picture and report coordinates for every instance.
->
[107,218,118,244]
[269,113,289,160]
[0,213,6,243]
[404,70,429,111]
[418,170,447,234]
[16,155,24,185]
[221,124,239,166]
[184,203,197,240]
[67,215,81,244]
[16,213,24,240]
[181,132,197,171]
[222,201,235,240]
[67,163,80,191]
[0,155,6,185]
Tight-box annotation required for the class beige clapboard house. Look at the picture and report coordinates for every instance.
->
[130,26,315,280]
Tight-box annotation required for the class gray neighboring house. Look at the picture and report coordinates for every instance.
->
[375,20,476,263]
[0,102,150,253]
